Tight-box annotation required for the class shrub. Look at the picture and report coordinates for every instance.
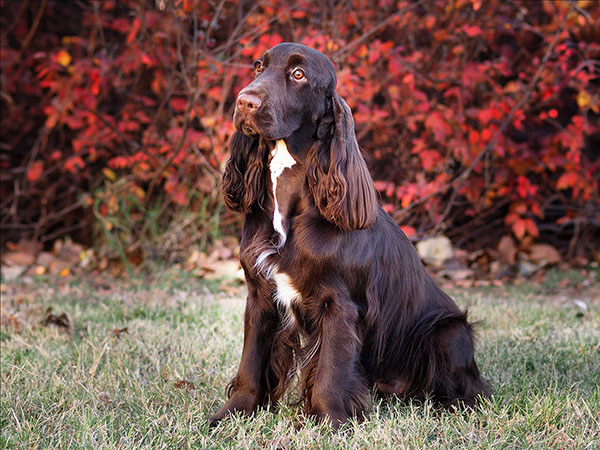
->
[1,0,598,261]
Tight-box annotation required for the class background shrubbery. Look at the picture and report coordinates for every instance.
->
[1,0,599,266]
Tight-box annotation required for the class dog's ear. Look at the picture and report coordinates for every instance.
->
[307,94,377,230]
[221,131,268,212]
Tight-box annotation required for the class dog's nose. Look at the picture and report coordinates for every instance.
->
[236,93,261,114]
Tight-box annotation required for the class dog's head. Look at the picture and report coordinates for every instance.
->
[233,43,336,144]
[223,43,377,230]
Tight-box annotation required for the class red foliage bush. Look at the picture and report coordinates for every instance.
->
[1,0,598,260]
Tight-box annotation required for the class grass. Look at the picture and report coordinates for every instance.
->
[1,268,599,449]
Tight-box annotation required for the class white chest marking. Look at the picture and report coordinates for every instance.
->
[272,271,301,326]
[270,139,296,247]
[273,272,301,308]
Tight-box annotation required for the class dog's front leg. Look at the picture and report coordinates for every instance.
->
[306,298,369,428]
[208,281,277,426]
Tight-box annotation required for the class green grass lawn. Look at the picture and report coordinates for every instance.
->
[1,269,599,449]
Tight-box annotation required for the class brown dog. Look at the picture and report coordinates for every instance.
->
[210,43,489,428]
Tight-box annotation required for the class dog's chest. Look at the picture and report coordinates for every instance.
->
[256,140,303,316]
[269,140,298,246]
[272,271,301,312]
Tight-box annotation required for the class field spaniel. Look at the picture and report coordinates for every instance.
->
[209,43,489,428]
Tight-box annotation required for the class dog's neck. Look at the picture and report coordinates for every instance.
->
[268,140,305,247]
[281,119,319,160]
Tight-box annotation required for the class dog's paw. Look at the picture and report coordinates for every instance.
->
[208,392,258,427]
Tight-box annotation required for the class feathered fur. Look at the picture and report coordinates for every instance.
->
[209,43,489,429]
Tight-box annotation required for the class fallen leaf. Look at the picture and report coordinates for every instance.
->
[41,307,71,332]
[203,260,242,281]
[98,393,112,408]
[497,235,517,265]
[1,305,22,329]
[36,251,56,266]
[210,238,238,260]
[528,244,561,266]
[173,379,196,397]
[442,257,474,280]
[173,379,195,389]
[444,268,474,280]
[54,238,84,264]
[185,249,209,271]
[2,252,35,266]
[112,327,129,338]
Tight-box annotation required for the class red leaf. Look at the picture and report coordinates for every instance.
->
[425,111,452,141]
[172,186,188,206]
[27,161,44,183]
[65,156,85,173]
[90,69,101,96]
[420,150,441,171]
[108,156,128,169]
[516,176,536,198]
[126,18,141,44]
[468,130,479,145]
[72,139,85,153]
[140,53,152,67]
[401,192,413,208]
[462,25,482,37]
[400,225,417,238]
[477,108,494,125]
[556,171,578,190]
[512,219,526,240]
[374,181,389,192]
[164,177,178,194]
[111,18,130,34]
[525,218,539,237]
[171,97,187,112]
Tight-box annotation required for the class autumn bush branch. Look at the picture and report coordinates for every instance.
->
[1,0,598,263]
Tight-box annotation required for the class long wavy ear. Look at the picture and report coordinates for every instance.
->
[221,131,268,213]
[307,94,377,230]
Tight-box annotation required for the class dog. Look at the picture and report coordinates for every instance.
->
[209,43,489,428]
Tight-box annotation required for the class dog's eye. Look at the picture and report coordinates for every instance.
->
[254,61,263,73]
[292,68,305,80]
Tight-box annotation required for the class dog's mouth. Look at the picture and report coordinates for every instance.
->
[239,122,259,137]
[235,113,280,140]
[234,110,261,137]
